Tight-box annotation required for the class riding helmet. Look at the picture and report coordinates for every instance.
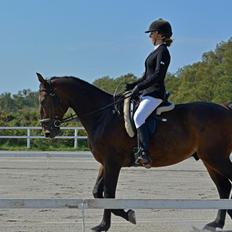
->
[145,18,172,37]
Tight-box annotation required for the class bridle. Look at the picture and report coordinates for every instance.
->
[39,80,66,129]
[39,80,132,128]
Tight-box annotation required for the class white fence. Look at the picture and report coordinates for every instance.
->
[0,126,87,149]
[1,198,232,232]
[1,198,232,209]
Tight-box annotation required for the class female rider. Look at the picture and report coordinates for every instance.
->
[127,18,173,168]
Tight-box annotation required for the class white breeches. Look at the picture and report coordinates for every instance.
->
[133,96,162,128]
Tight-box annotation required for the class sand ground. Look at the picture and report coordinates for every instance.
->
[0,151,231,232]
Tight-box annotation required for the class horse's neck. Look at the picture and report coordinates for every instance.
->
[72,93,112,133]
[57,78,113,134]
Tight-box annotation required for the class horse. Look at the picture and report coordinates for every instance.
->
[37,72,232,232]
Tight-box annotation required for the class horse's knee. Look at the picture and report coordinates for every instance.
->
[92,187,103,198]
[92,189,98,198]
[104,185,116,198]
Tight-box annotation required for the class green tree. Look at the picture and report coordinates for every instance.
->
[93,73,138,94]
[172,37,232,103]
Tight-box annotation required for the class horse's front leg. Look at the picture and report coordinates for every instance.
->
[92,164,136,230]
[93,165,104,198]
[92,158,136,232]
[91,160,121,232]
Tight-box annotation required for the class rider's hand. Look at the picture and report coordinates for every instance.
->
[125,82,136,91]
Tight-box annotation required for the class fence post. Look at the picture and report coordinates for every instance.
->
[27,128,31,149]
[80,200,87,232]
[74,128,78,149]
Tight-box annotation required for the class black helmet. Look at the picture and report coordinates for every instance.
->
[145,18,172,37]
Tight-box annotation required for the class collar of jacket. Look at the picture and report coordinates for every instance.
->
[154,43,162,51]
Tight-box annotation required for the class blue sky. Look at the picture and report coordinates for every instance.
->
[0,0,231,94]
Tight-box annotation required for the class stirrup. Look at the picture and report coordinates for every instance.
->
[134,149,152,169]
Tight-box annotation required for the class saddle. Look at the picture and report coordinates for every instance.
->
[123,92,175,138]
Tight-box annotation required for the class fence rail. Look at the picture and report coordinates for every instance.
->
[0,198,232,209]
[0,198,232,232]
[0,126,87,149]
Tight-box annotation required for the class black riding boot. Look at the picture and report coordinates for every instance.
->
[134,123,152,168]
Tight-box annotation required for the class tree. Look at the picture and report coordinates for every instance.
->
[171,37,232,103]
[93,73,138,94]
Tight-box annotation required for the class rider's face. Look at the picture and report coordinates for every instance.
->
[149,31,163,45]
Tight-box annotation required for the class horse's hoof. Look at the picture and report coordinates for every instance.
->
[127,209,136,224]
[203,220,224,232]
[203,221,224,231]
[91,223,110,232]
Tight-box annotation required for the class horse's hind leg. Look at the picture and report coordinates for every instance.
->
[202,160,232,230]
[214,159,232,221]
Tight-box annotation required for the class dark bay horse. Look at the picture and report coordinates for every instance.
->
[37,73,232,231]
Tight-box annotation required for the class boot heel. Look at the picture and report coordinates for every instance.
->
[140,153,152,168]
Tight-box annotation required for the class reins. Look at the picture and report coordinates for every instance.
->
[58,92,132,125]
[40,91,132,127]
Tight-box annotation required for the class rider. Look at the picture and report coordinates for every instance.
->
[126,18,173,168]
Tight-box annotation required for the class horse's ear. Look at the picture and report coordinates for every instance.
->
[37,73,46,85]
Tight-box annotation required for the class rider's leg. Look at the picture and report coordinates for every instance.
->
[133,96,162,168]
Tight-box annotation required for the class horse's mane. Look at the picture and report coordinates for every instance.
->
[50,76,113,98]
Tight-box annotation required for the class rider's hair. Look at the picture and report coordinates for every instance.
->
[163,36,173,47]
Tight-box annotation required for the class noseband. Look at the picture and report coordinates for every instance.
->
[40,117,61,128]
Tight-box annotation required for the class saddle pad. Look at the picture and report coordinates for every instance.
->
[123,92,136,138]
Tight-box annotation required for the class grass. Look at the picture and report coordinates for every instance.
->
[0,138,89,151]
[0,144,90,151]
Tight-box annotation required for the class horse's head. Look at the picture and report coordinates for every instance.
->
[37,73,69,138]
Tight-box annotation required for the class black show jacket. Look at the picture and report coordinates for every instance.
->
[136,44,170,100]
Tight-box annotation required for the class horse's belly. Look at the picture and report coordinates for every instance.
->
[149,141,196,168]
[151,153,192,167]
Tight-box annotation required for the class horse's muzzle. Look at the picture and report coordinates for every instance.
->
[43,128,62,138]
[40,118,62,138]
[44,129,52,138]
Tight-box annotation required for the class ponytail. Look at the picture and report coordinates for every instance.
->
[163,37,173,47]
